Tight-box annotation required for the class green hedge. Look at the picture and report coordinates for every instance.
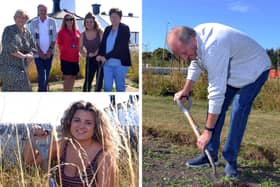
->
[143,71,280,111]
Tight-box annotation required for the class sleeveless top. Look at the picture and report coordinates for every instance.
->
[56,141,103,187]
[83,31,100,55]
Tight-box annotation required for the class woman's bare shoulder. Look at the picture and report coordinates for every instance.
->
[51,139,67,154]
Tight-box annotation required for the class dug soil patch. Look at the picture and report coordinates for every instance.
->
[143,134,280,186]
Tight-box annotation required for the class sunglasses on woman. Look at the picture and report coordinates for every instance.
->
[65,18,74,21]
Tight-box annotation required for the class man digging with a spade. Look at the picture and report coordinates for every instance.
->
[167,23,271,179]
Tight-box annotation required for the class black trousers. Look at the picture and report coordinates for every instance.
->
[83,56,104,92]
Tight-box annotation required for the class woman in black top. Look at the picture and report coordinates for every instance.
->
[97,8,131,92]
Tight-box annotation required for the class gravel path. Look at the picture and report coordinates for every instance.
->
[30,79,139,92]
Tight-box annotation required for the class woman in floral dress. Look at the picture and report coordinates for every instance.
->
[0,9,36,91]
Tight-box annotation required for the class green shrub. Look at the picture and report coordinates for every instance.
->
[143,71,185,96]
[143,71,280,111]
[142,72,161,95]
[143,71,206,97]
[191,73,208,100]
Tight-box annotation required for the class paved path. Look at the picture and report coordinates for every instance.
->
[31,79,139,92]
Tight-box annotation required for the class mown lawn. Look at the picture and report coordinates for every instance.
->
[143,95,280,186]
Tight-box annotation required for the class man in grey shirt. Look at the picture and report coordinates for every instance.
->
[167,23,271,178]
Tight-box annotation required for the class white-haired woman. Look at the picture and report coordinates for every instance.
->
[0,9,36,91]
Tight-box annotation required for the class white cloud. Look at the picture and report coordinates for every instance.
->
[228,1,249,13]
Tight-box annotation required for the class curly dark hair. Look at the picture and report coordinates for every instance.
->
[60,101,114,151]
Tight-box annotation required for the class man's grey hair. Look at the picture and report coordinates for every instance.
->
[37,4,48,16]
[37,4,48,10]
[172,26,196,44]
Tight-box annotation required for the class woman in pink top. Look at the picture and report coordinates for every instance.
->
[57,14,80,91]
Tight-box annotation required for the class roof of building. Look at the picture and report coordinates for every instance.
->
[96,14,140,33]
[50,9,83,20]
[28,8,140,33]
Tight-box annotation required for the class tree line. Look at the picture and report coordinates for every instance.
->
[143,48,280,69]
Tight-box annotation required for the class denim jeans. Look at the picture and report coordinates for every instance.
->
[103,60,128,92]
[83,56,103,92]
[35,56,53,91]
[206,70,269,163]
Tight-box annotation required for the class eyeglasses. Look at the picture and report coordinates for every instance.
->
[65,18,74,22]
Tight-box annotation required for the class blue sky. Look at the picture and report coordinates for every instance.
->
[143,0,280,52]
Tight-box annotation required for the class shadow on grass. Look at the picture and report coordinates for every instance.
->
[239,165,280,184]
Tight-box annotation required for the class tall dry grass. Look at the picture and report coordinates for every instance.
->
[127,51,139,85]
[27,48,139,87]
[28,47,86,83]
[254,78,280,111]
[0,125,138,187]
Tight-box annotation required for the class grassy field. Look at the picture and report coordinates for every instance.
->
[143,95,280,186]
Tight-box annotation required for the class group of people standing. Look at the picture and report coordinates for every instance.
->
[0,4,132,92]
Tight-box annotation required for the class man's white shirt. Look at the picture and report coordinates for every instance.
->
[39,18,50,53]
[187,23,271,114]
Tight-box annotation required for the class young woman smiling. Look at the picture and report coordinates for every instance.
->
[24,101,118,187]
